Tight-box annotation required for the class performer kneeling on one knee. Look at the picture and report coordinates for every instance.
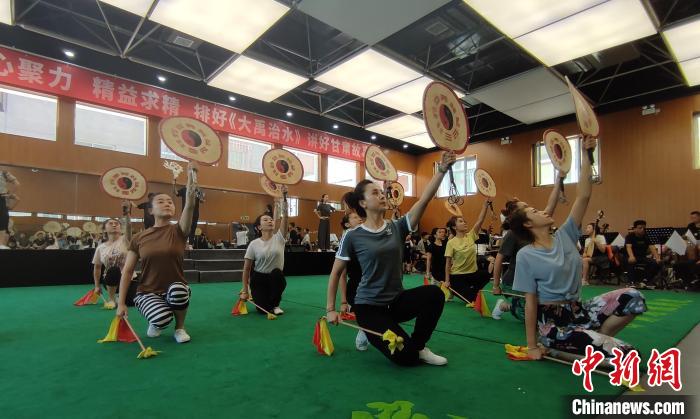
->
[92,201,133,309]
[326,151,456,366]
[116,161,198,344]
[509,137,646,360]
[444,198,491,303]
[240,186,288,316]
[492,173,565,320]
[338,211,367,350]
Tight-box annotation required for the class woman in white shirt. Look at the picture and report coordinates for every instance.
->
[240,188,288,315]
[92,201,132,309]
[582,222,608,285]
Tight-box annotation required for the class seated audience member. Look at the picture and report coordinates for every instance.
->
[686,211,700,260]
[582,222,609,284]
[301,228,312,250]
[289,222,300,245]
[235,224,249,249]
[625,220,660,286]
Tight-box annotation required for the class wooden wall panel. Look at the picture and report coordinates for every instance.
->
[418,93,700,233]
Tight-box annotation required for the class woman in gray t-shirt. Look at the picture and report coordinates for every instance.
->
[508,137,646,360]
[326,152,456,367]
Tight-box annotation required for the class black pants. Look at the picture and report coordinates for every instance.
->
[318,218,330,250]
[188,210,199,244]
[627,258,660,284]
[250,269,287,313]
[449,270,491,302]
[354,285,445,366]
[0,196,8,232]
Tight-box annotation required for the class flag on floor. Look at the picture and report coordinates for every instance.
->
[312,318,334,356]
[504,344,533,361]
[472,290,491,317]
[423,276,430,286]
[137,347,161,359]
[439,283,450,301]
[74,289,100,306]
[98,317,137,343]
[231,299,248,316]
[382,329,404,355]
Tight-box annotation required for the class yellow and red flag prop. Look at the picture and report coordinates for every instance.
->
[312,318,334,356]
[505,344,532,361]
[97,317,137,343]
[231,299,248,316]
[472,290,491,317]
[439,283,450,301]
[122,317,160,359]
[74,289,100,306]
[247,299,277,320]
[423,275,430,286]
[382,329,405,355]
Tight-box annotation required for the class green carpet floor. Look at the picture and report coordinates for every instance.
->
[1,276,698,419]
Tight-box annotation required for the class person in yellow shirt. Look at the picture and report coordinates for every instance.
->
[444,199,491,303]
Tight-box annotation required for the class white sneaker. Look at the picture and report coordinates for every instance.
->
[355,330,368,351]
[146,324,161,338]
[418,347,447,366]
[492,298,505,320]
[273,307,284,315]
[174,328,191,343]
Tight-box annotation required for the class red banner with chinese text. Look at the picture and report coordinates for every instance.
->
[0,47,370,161]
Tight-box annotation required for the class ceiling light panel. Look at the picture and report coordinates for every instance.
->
[99,0,154,16]
[208,56,307,102]
[148,0,289,53]
[316,49,422,98]
[366,114,426,139]
[662,18,700,62]
[0,0,12,25]
[401,133,436,149]
[514,0,656,66]
[678,57,700,86]
[369,77,465,114]
[463,0,605,38]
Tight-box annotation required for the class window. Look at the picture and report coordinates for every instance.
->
[288,197,299,217]
[228,136,271,173]
[436,156,477,198]
[161,140,187,162]
[37,213,62,219]
[397,171,414,196]
[94,216,111,222]
[75,103,147,155]
[0,86,57,141]
[130,217,144,223]
[328,202,342,211]
[533,135,600,186]
[66,215,92,221]
[284,147,319,181]
[8,211,32,217]
[327,156,357,187]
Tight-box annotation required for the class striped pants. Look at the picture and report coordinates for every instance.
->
[133,282,191,329]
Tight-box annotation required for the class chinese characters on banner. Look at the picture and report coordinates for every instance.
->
[571,345,682,392]
[0,47,370,162]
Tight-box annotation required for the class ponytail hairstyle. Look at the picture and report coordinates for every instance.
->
[508,208,535,243]
[342,180,374,218]
[446,216,461,236]
[340,214,351,230]
[502,198,521,219]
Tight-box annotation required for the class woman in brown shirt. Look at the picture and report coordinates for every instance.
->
[117,162,198,344]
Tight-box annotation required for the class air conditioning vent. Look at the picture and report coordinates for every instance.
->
[172,35,195,48]
[426,20,449,36]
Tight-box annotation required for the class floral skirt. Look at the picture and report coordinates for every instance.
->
[537,288,647,357]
